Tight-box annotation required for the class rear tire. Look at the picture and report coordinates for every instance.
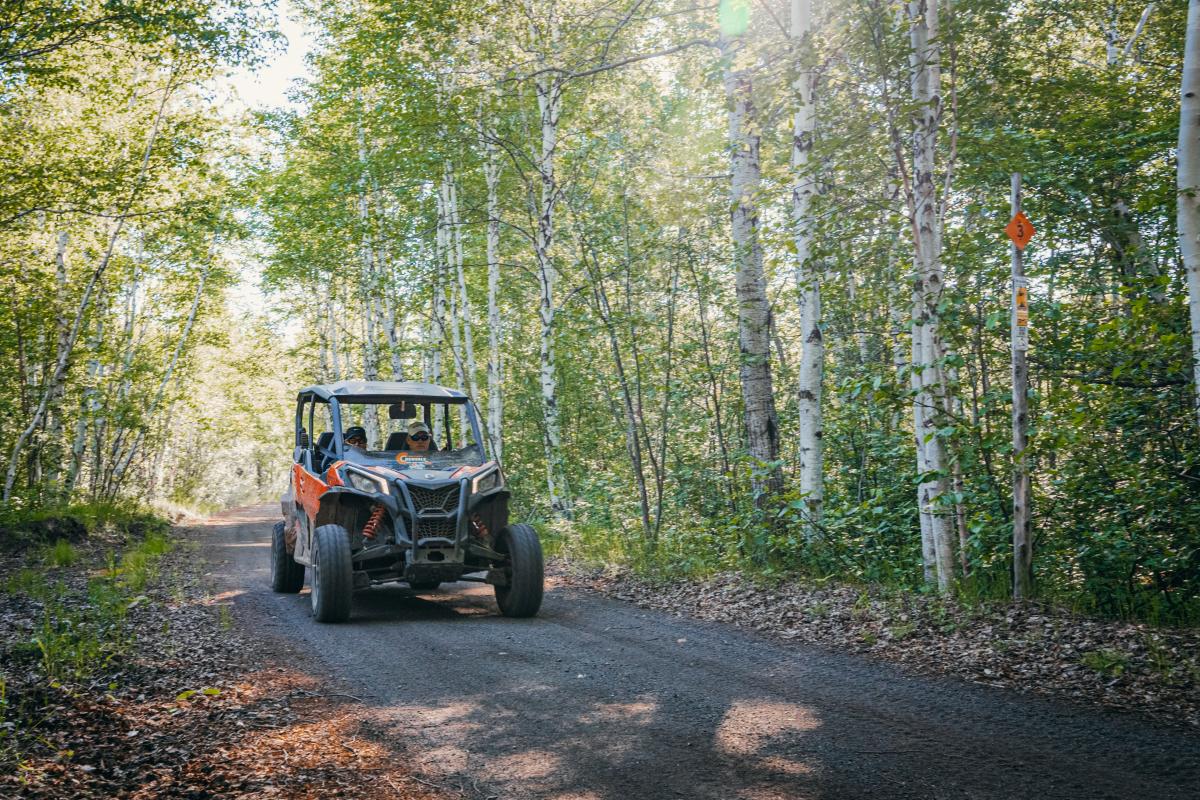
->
[494,523,544,618]
[271,520,305,593]
[311,524,353,623]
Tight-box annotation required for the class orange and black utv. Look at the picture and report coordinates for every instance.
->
[272,380,543,623]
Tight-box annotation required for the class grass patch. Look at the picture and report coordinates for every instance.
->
[1,507,171,695]
[43,539,76,567]
[1080,648,1130,679]
[0,501,168,553]
[1,513,172,770]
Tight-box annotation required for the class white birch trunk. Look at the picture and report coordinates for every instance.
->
[535,70,570,516]
[442,173,468,399]
[380,284,404,380]
[65,312,104,496]
[1180,0,1200,430]
[328,291,342,381]
[431,194,448,443]
[318,306,331,381]
[908,0,956,591]
[357,126,382,445]
[791,0,823,536]
[483,126,504,460]
[449,166,481,408]
[43,231,72,494]
[723,35,783,510]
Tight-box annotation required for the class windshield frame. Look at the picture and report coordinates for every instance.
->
[327,396,489,463]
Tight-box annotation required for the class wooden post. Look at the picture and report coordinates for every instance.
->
[1010,173,1033,599]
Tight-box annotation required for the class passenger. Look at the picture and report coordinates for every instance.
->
[402,420,433,452]
[344,425,368,450]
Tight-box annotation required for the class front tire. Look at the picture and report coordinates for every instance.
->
[271,521,305,593]
[494,523,544,618]
[311,524,353,623]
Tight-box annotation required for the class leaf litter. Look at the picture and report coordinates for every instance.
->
[0,529,448,799]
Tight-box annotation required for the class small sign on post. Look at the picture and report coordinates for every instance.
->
[1013,276,1029,351]
[1006,211,1035,250]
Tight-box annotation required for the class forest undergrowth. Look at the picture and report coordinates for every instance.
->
[0,510,437,799]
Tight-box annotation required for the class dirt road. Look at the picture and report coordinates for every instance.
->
[203,505,1199,800]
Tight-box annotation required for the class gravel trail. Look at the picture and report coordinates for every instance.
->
[203,505,1200,800]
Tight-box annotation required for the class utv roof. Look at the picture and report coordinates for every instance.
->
[298,380,469,403]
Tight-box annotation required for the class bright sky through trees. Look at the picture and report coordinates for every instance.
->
[227,0,314,111]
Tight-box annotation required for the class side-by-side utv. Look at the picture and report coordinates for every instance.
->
[271,380,543,623]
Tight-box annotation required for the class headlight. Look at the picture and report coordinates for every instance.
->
[471,467,502,494]
[343,466,389,495]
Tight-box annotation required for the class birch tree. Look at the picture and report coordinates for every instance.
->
[1181,0,1200,429]
[722,11,783,511]
[904,0,956,591]
[791,0,823,536]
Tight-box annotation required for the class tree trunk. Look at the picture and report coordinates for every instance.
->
[1180,0,1200,430]
[483,125,504,460]
[357,123,382,445]
[911,287,936,583]
[907,0,956,591]
[580,233,652,539]
[723,35,783,519]
[652,251,679,543]
[686,243,734,509]
[442,172,468,403]
[43,231,72,496]
[448,165,480,406]
[534,69,571,516]
[791,0,823,537]
[1010,173,1033,598]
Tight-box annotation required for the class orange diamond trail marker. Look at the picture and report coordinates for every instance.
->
[1005,211,1035,250]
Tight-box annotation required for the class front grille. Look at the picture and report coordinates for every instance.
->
[415,517,457,542]
[408,484,460,513]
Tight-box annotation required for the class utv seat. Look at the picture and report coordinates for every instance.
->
[315,431,335,471]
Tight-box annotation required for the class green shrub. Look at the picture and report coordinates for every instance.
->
[1080,648,1130,678]
[44,539,76,567]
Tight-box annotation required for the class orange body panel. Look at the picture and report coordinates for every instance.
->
[292,462,330,522]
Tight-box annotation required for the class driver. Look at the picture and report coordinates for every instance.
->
[344,425,368,450]
[402,420,433,452]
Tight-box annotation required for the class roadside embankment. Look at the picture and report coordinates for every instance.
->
[0,507,441,799]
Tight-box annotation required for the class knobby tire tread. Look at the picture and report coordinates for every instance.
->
[312,523,353,623]
[271,520,305,593]
[496,523,544,618]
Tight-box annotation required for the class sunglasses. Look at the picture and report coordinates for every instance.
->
[410,433,430,442]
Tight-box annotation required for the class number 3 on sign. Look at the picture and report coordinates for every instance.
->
[1006,212,1035,250]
